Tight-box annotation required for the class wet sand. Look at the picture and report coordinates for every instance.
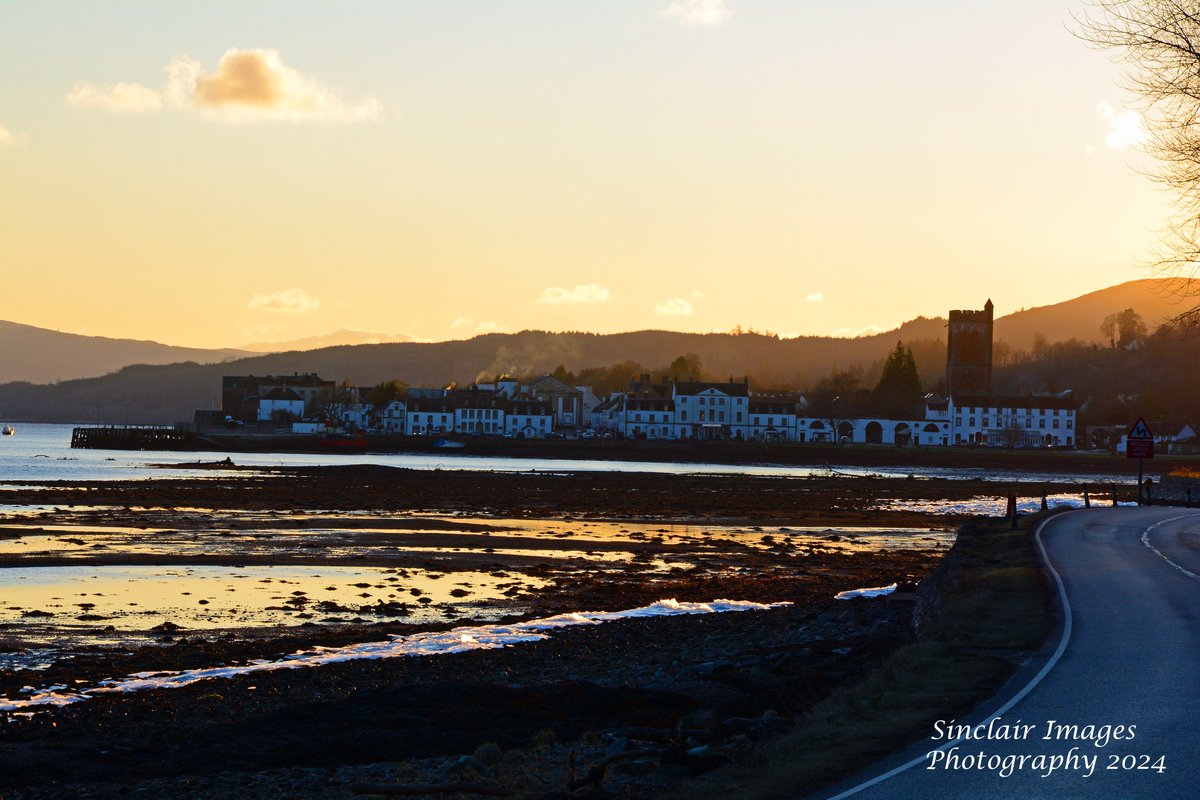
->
[0,465,1046,798]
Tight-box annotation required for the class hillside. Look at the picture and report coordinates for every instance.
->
[2,278,1190,386]
[0,321,948,424]
[0,321,250,384]
[992,278,1197,351]
[2,278,1197,424]
[237,329,417,353]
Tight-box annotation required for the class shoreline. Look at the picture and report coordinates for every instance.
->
[59,427,1198,476]
[0,469,1104,798]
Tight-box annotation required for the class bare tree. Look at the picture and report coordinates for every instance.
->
[1100,312,1118,348]
[1077,1,1200,321]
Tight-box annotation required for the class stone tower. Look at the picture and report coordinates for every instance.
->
[946,299,993,396]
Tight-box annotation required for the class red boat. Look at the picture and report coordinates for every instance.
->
[318,434,367,452]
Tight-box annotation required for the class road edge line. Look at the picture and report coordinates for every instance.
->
[1140,513,1200,582]
[818,511,1076,800]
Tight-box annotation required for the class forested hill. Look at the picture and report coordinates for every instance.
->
[0,321,948,424]
[1,278,1195,424]
[991,278,1196,351]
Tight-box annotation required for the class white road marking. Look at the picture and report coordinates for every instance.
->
[819,511,1078,800]
[1140,513,1200,582]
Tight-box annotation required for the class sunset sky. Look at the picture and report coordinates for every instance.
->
[0,1,1170,348]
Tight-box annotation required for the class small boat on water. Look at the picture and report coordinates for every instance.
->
[432,437,465,449]
[1,425,13,436]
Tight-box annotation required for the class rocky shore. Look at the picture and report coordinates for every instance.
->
[0,466,1001,798]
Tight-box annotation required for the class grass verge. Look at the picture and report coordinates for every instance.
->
[690,513,1056,800]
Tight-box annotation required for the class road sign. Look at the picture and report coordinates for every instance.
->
[1127,416,1154,460]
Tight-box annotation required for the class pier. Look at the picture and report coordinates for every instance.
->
[71,425,197,451]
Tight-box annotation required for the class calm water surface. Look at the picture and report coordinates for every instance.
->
[0,422,1148,484]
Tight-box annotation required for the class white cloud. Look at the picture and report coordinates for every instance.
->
[660,0,732,26]
[0,124,27,146]
[66,81,164,113]
[805,292,825,303]
[66,49,382,124]
[539,284,611,305]
[830,324,887,338]
[655,298,695,315]
[1097,100,1146,150]
[247,288,321,314]
[691,289,707,299]
[451,316,503,334]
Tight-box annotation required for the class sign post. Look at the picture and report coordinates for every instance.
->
[1126,417,1154,505]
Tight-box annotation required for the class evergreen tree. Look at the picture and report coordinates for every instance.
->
[872,342,923,419]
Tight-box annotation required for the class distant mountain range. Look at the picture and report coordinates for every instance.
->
[0,279,1194,424]
[0,321,251,385]
[0,323,420,385]
[236,329,417,353]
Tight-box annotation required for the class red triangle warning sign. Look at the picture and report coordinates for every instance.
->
[1128,417,1153,440]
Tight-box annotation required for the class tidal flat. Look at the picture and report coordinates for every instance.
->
[0,466,1068,799]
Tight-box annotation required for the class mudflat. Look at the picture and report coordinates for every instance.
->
[0,466,1065,798]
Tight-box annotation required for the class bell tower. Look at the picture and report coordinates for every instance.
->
[946,299,993,396]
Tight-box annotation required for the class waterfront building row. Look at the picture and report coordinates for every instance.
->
[212,371,1075,448]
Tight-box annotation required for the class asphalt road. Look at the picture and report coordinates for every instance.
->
[817,507,1200,799]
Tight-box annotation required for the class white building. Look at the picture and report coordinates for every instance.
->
[521,375,585,431]
[592,394,623,434]
[452,388,506,435]
[257,388,305,423]
[670,379,751,440]
[945,393,1076,447]
[796,418,836,443]
[377,399,407,434]
[748,394,801,442]
[622,383,674,440]
[505,399,552,438]
[406,396,454,435]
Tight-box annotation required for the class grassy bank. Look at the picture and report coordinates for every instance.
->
[701,514,1056,800]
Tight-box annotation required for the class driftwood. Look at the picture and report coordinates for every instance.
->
[353,781,515,797]
[566,748,671,792]
[607,725,713,742]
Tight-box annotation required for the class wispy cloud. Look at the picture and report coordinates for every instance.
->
[451,316,503,334]
[660,0,732,26]
[655,298,694,315]
[0,124,27,146]
[1097,100,1146,150]
[805,292,825,303]
[539,284,611,305]
[67,49,382,124]
[247,288,321,314]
